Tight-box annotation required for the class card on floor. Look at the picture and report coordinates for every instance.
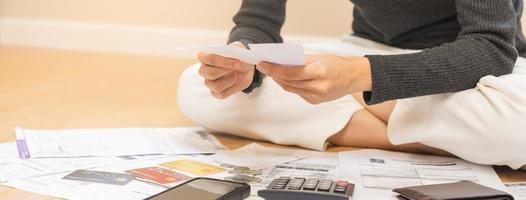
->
[125,167,191,184]
[160,160,225,176]
[62,169,135,185]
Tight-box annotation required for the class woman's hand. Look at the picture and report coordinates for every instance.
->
[197,42,255,99]
[257,54,372,104]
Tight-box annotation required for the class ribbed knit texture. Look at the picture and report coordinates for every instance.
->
[228,0,525,104]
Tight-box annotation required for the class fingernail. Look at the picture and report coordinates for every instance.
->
[256,66,265,73]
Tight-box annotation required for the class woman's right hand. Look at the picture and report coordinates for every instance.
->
[197,42,255,99]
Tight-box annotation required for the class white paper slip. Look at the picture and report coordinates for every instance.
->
[15,127,226,158]
[248,43,305,66]
[174,43,305,66]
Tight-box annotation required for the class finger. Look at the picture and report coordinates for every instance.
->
[256,61,313,81]
[274,78,313,96]
[273,77,320,94]
[199,64,232,80]
[211,79,246,99]
[198,52,242,70]
[205,72,237,93]
[274,81,320,104]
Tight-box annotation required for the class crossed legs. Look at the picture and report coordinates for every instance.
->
[328,93,451,156]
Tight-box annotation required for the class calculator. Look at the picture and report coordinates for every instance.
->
[258,177,354,200]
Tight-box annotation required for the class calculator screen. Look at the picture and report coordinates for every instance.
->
[147,178,242,200]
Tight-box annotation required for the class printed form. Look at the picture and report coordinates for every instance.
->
[339,149,509,200]
[15,127,226,158]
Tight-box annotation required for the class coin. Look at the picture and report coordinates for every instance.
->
[234,174,262,183]
[220,163,235,168]
[248,169,262,175]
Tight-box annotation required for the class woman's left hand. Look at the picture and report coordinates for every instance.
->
[256,54,372,104]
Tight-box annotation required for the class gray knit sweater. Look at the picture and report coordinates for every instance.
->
[228,0,526,104]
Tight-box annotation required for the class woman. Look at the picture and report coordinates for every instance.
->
[178,0,526,169]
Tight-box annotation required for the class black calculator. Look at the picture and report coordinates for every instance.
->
[258,177,354,200]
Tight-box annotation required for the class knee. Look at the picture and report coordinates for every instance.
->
[445,114,526,169]
[176,63,207,120]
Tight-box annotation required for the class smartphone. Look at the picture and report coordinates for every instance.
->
[145,177,251,200]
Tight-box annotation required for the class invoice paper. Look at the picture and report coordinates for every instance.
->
[505,182,526,200]
[15,127,226,158]
[175,43,305,66]
[338,149,508,200]
[208,143,309,170]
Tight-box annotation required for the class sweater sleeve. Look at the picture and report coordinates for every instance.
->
[227,0,286,46]
[363,0,519,105]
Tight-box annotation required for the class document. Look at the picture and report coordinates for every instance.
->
[505,182,526,200]
[15,127,226,158]
[0,142,20,160]
[175,43,305,66]
[208,143,309,169]
[0,142,172,183]
[338,149,508,200]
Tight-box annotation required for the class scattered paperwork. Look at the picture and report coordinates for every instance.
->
[2,129,521,200]
[15,127,226,158]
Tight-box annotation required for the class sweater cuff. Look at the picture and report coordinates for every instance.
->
[363,55,397,105]
[364,54,426,105]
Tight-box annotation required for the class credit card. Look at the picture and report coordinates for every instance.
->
[160,160,225,176]
[62,169,135,185]
[125,167,191,184]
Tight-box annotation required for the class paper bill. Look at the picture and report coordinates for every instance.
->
[15,127,226,158]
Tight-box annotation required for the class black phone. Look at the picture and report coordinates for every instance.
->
[145,177,251,200]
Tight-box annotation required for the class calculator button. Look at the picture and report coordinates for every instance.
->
[303,186,316,190]
[288,186,301,190]
[334,187,347,193]
[336,180,349,187]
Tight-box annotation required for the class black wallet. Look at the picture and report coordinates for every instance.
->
[393,181,514,200]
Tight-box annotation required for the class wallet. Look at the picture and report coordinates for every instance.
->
[393,180,514,200]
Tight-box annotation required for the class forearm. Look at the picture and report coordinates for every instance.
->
[228,0,286,45]
[363,0,518,104]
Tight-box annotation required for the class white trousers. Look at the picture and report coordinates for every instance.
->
[177,37,526,169]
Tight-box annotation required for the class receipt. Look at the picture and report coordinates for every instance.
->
[175,43,305,66]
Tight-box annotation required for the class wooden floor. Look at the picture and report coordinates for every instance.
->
[0,46,252,199]
[0,46,525,199]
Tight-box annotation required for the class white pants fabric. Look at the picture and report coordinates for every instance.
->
[177,64,362,151]
[388,58,526,169]
[177,36,526,169]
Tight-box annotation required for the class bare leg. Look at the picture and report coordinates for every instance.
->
[351,93,396,123]
[328,94,452,156]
